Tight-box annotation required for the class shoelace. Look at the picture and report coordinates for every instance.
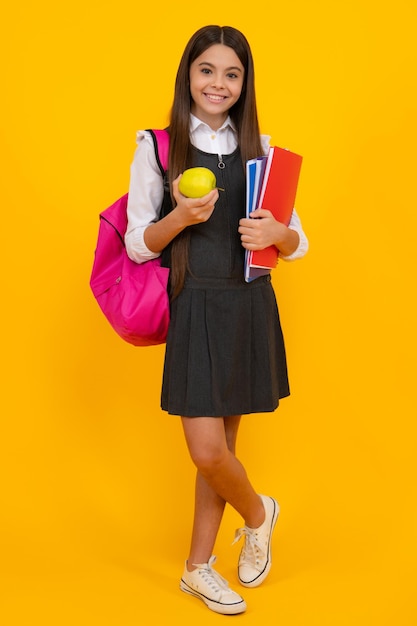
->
[233,527,265,568]
[192,555,230,592]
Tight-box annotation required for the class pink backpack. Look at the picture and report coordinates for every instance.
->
[90,129,170,346]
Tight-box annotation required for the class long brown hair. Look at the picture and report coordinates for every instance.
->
[168,25,263,298]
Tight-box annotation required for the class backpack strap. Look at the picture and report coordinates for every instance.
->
[147,129,169,175]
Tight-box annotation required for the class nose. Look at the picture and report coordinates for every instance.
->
[211,74,225,89]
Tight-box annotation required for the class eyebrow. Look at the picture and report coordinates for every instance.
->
[198,62,242,72]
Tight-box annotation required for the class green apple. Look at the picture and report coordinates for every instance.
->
[178,167,217,198]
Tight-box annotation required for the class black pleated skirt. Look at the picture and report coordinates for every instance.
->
[161,275,289,417]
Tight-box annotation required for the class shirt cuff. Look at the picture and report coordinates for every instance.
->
[125,226,161,264]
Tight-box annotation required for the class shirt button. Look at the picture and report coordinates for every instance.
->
[211,134,216,140]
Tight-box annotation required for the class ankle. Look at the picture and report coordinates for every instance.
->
[186,560,197,572]
[186,557,211,572]
[244,496,265,529]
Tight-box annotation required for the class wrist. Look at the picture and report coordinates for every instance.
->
[276,227,299,257]
[169,205,189,233]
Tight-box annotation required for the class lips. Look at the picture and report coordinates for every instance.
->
[204,93,227,103]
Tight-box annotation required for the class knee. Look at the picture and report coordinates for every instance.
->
[189,443,228,475]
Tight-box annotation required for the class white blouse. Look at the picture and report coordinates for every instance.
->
[125,114,309,263]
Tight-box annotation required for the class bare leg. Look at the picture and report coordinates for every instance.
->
[186,415,239,568]
[182,415,265,570]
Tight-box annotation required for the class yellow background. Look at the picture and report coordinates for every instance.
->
[1,1,416,624]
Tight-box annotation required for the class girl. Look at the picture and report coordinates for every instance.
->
[125,25,308,615]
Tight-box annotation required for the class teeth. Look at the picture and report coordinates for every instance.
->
[206,94,225,102]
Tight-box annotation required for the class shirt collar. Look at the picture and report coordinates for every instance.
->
[190,113,236,134]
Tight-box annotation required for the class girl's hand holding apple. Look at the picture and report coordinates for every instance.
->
[172,173,218,227]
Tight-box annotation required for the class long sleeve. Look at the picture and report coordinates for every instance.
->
[125,131,165,263]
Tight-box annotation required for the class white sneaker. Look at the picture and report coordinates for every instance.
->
[180,555,247,615]
[233,495,279,588]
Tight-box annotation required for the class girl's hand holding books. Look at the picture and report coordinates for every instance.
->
[239,208,300,257]
[239,208,286,249]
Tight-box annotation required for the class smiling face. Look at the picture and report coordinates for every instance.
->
[189,44,245,130]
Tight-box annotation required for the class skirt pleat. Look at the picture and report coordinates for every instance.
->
[161,276,289,417]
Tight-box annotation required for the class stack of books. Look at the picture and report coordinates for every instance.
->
[244,146,303,282]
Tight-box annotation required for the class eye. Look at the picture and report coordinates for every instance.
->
[227,73,239,79]
[201,67,212,74]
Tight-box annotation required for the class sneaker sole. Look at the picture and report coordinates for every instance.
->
[180,579,247,615]
[238,496,280,588]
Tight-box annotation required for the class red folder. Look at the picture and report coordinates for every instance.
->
[249,146,303,270]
